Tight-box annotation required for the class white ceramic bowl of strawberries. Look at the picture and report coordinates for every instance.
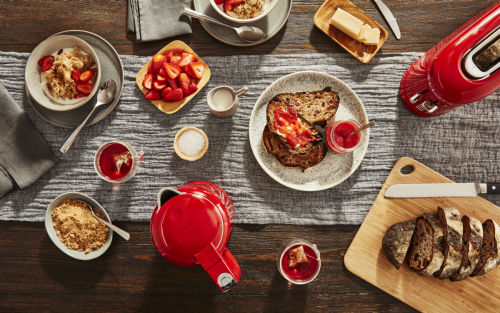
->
[25,35,101,111]
[210,0,280,23]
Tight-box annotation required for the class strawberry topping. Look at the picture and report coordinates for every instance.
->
[273,107,312,147]
[145,90,161,101]
[72,69,80,83]
[41,56,54,72]
[80,69,94,83]
[75,83,93,95]
[188,62,205,79]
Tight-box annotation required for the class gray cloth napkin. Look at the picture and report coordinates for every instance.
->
[127,0,192,42]
[0,83,59,198]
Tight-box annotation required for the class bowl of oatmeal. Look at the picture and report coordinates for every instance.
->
[210,0,280,23]
[45,192,113,260]
[25,35,101,111]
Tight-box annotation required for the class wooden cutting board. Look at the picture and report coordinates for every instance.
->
[344,157,500,313]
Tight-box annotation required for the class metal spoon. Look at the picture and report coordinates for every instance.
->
[346,121,376,136]
[76,200,130,241]
[60,79,117,154]
[181,8,265,43]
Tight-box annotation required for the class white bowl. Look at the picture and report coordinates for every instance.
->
[210,0,280,23]
[45,192,113,261]
[25,35,101,111]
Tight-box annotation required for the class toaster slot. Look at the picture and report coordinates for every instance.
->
[463,26,500,79]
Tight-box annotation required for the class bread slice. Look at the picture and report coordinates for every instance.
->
[434,207,463,280]
[382,220,416,270]
[262,125,327,171]
[451,216,483,281]
[273,87,340,128]
[414,213,445,276]
[266,100,323,154]
[470,219,500,277]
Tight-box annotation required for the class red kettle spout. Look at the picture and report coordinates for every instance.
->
[194,243,241,292]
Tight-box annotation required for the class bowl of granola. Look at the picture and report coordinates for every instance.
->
[25,35,101,111]
[210,0,280,23]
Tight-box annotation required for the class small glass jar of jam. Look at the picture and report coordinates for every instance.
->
[326,119,364,154]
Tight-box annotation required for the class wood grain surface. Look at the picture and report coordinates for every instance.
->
[1,0,498,311]
[345,157,500,312]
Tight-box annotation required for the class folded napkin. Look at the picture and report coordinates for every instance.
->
[0,84,59,198]
[127,0,192,42]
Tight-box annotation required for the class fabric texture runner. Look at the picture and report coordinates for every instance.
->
[1,51,500,224]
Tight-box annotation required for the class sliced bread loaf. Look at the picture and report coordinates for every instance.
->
[382,220,416,270]
[434,207,463,280]
[414,213,445,276]
[451,216,483,281]
[408,216,434,272]
[273,87,340,128]
[470,219,500,277]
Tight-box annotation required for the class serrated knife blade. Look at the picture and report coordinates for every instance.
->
[384,183,496,198]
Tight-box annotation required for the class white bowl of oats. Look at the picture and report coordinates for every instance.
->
[45,192,113,261]
[25,35,101,111]
[211,0,280,23]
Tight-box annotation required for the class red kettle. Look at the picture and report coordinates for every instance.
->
[150,181,241,292]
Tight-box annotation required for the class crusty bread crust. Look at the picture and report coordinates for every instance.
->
[451,216,482,281]
[434,207,463,280]
[471,219,500,277]
[382,220,416,270]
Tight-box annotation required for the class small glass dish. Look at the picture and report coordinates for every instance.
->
[326,119,364,154]
[276,238,321,285]
[94,141,143,183]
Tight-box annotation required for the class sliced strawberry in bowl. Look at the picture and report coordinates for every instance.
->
[151,54,166,72]
[167,78,179,90]
[214,0,225,4]
[157,74,168,84]
[166,51,175,63]
[224,0,233,12]
[161,87,173,101]
[178,73,190,94]
[74,93,87,99]
[167,88,184,101]
[75,83,93,95]
[178,53,196,68]
[159,66,167,77]
[171,55,181,67]
[188,62,205,79]
[41,56,54,72]
[185,82,199,97]
[148,63,154,74]
[143,73,154,89]
[37,56,46,66]
[227,0,243,4]
[153,81,167,91]
[184,65,197,79]
[163,63,181,79]
[72,69,80,83]
[145,90,161,101]
[80,69,94,83]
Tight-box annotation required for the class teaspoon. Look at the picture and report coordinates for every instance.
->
[346,121,376,136]
[181,8,265,43]
[76,199,130,241]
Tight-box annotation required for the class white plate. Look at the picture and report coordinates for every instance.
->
[25,35,101,111]
[249,71,370,191]
[45,192,113,260]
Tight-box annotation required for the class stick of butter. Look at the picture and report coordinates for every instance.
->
[330,8,363,40]
[356,24,372,43]
[364,28,380,45]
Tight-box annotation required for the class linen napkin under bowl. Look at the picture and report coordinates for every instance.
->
[0,83,59,198]
[127,0,192,42]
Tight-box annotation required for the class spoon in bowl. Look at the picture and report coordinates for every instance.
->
[346,121,376,136]
[76,199,130,241]
[60,79,117,154]
[181,8,265,43]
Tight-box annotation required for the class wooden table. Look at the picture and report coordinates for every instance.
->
[0,0,494,311]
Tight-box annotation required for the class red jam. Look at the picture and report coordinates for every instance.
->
[273,107,312,147]
[281,245,319,282]
[326,120,361,154]
[98,143,132,180]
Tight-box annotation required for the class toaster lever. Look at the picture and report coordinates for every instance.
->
[409,90,429,104]
[416,100,438,113]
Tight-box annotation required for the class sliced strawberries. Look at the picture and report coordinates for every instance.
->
[157,74,168,84]
[143,73,154,90]
[152,54,166,73]
[214,0,225,4]
[75,83,93,95]
[74,93,87,99]
[159,66,167,77]
[147,63,154,74]
[164,88,183,101]
[178,53,195,68]
[161,87,173,101]
[171,56,181,67]
[145,90,161,101]
[178,73,190,94]
[153,81,167,91]
[166,51,175,63]
[227,0,243,4]
[184,65,197,79]
[185,82,199,97]
[41,56,54,72]
[72,69,80,83]
[167,78,178,90]
[188,62,205,79]
[80,69,94,83]
[38,56,45,66]
[224,1,233,12]
[163,63,181,79]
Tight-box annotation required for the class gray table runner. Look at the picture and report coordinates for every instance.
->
[2,51,500,225]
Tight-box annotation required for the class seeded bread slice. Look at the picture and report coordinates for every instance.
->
[262,125,327,171]
[471,219,500,277]
[382,220,416,270]
[266,100,323,154]
[434,207,463,280]
[274,87,340,128]
[414,213,445,276]
[451,216,483,281]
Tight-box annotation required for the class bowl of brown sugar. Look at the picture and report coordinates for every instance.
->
[45,192,113,260]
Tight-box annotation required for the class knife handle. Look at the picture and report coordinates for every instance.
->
[487,183,500,194]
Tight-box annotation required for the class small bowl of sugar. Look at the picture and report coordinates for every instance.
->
[173,126,209,161]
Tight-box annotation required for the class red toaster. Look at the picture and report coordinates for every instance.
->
[400,0,500,117]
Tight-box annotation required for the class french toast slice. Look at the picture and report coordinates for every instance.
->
[274,87,339,128]
[266,100,323,154]
[262,125,327,171]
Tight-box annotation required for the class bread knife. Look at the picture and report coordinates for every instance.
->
[373,0,401,40]
[384,183,500,198]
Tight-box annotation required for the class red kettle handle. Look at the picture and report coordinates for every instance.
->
[194,243,241,292]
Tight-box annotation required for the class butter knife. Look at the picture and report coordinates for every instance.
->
[373,0,401,40]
